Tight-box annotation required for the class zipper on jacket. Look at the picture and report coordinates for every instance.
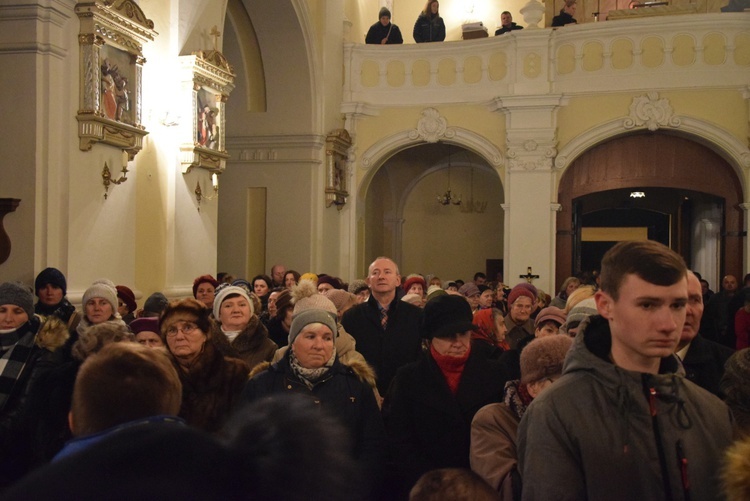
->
[676,439,691,501]
[642,377,673,501]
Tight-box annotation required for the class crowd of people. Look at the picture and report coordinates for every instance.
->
[1,244,750,499]
[364,0,576,46]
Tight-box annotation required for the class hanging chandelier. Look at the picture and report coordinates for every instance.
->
[437,145,462,206]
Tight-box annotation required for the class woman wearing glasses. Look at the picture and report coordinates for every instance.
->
[160,298,249,432]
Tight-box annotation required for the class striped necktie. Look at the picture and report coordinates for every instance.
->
[380,308,388,330]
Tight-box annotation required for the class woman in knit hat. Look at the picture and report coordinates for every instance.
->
[470,335,573,496]
[115,285,137,324]
[243,305,385,498]
[382,294,509,498]
[76,279,128,343]
[211,285,277,371]
[0,282,69,486]
[33,267,80,331]
[271,280,368,367]
[160,298,249,433]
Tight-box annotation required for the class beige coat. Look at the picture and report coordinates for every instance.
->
[470,402,520,498]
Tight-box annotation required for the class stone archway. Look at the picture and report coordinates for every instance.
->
[555,132,743,288]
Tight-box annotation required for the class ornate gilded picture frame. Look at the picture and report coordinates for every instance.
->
[325,129,352,210]
[75,0,156,158]
[178,50,235,173]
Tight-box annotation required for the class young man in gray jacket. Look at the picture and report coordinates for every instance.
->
[518,240,734,501]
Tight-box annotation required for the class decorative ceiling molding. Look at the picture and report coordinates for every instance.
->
[624,92,681,131]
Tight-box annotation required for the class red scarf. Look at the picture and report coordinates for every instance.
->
[430,344,470,395]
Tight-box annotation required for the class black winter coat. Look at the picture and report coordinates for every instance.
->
[365,22,404,44]
[243,353,385,497]
[413,14,445,42]
[682,334,734,397]
[341,295,422,395]
[382,348,509,497]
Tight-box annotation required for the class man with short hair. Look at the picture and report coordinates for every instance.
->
[495,11,524,35]
[473,272,487,286]
[518,241,734,500]
[675,272,734,397]
[270,264,286,288]
[56,342,182,460]
[342,257,422,394]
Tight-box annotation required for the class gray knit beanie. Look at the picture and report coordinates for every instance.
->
[213,285,254,320]
[292,280,338,317]
[563,297,597,332]
[82,279,119,315]
[288,308,338,346]
[0,282,35,320]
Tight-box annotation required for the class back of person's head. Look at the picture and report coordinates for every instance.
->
[409,468,499,500]
[223,394,359,500]
[72,321,134,361]
[70,343,181,437]
[520,335,573,384]
[599,240,686,301]
[564,285,596,312]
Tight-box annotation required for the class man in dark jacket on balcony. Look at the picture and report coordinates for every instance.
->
[365,7,403,45]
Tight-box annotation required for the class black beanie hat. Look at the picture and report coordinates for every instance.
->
[35,267,67,296]
[379,6,391,18]
[421,294,477,339]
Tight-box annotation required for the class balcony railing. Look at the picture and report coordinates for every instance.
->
[342,13,750,107]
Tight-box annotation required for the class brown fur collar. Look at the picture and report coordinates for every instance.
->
[35,315,70,351]
[723,435,750,500]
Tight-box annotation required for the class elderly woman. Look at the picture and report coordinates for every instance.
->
[382,295,509,497]
[192,274,219,310]
[472,308,509,360]
[211,286,277,370]
[470,335,573,497]
[160,298,249,433]
[0,282,68,486]
[549,276,581,309]
[130,317,164,348]
[243,306,385,498]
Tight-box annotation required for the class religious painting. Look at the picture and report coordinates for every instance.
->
[178,49,235,173]
[196,88,220,151]
[325,129,352,210]
[75,0,156,157]
[99,45,135,125]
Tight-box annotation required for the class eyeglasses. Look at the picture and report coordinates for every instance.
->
[166,322,199,337]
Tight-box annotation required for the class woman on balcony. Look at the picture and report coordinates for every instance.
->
[413,0,446,43]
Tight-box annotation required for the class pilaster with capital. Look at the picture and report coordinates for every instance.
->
[488,95,568,292]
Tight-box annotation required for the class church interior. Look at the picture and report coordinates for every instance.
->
[1,0,749,303]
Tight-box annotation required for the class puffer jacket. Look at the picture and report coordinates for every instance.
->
[518,315,734,501]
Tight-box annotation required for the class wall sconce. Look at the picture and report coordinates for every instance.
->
[195,173,219,211]
[102,151,130,199]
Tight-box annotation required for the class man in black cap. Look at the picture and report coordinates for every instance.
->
[365,7,404,45]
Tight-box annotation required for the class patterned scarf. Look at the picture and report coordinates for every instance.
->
[0,319,38,411]
[503,379,534,420]
[289,347,336,390]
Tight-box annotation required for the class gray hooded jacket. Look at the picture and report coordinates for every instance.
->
[518,315,734,501]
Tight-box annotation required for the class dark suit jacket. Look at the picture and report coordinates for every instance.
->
[341,295,422,394]
[682,334,734,397]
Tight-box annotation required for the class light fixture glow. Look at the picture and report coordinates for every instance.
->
[630,191,645,198]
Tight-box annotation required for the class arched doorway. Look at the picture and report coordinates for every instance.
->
[556,133,743,291]
[363,143,505,280]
